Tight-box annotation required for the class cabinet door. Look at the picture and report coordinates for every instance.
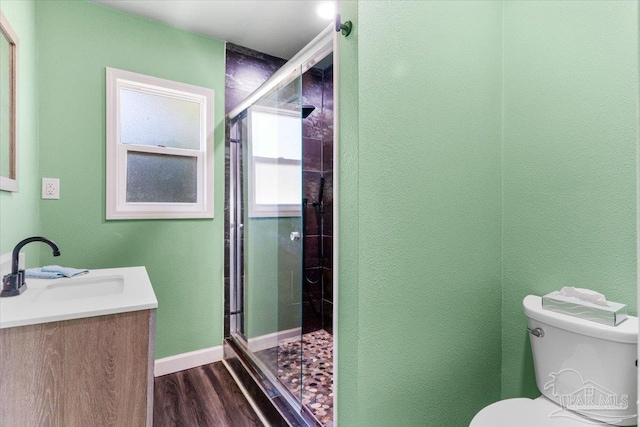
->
[0,310,151,427]
[0,322,64,426]
[63,310,150,427]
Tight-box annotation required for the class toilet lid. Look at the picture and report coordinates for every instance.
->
[470,397,601,427]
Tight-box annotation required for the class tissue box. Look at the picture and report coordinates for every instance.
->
[542,291,627,326]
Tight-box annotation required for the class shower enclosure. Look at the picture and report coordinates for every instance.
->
[225,25,334,426]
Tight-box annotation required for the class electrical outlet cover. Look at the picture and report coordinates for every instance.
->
[42,178,60,199]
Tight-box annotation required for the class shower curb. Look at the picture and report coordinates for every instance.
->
[223,337,322,427]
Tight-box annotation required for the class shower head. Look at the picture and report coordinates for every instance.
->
[302,105,315,118]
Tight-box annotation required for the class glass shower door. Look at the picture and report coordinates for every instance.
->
[234,72,304,404]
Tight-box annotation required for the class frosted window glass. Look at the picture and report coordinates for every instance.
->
[120,89,201,150]
[254,161,301,205]
[250,109,301,160]
[0,33,10,177]
[126,152,197,203]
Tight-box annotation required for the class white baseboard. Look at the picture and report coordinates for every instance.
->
[154,345,223,377]
[247,327,301,353]
[154,327,302,377]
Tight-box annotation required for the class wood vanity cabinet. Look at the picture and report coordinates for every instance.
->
[0,309,156,427]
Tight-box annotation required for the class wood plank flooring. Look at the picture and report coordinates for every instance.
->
[153,362,264,427]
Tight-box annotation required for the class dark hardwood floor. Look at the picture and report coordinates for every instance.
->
[154,361,264,427]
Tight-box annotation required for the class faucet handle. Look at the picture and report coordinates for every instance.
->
[1,270,26,297]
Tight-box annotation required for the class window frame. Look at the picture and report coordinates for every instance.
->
[0,11,19,193]
[247,105,302,218]
[106,67,214,219]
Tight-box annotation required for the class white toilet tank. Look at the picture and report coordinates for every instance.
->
[523,295,638,426]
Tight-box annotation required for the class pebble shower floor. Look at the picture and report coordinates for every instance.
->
[258,329,334,426]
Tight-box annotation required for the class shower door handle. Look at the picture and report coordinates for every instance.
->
[290,231,301,242]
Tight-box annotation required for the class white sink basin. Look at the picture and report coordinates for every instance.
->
[0,267,157,329]
[32,275,125,303]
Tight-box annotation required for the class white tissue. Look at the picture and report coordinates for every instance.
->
[559,286,608,307]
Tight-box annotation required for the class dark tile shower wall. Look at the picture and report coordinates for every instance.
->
[303,65,334,335]
[225,44,287,113]
[321,66,334,335]
[302,70,324,334]
[224,43,334,337]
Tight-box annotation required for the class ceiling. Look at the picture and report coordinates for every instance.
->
[90,0,334,60]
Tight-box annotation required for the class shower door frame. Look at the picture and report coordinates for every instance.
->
[227,23,338,426]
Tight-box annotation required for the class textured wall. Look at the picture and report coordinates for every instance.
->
[501,1,639,399]
[338,1,504,425]
[338,2,639,422]
[0,1,39,265]
[35,0,226,359]
[336,2,360,425]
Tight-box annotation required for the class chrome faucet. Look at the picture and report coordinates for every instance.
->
[1,237,61,297]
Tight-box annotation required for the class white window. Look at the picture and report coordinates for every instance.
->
[248,105,301,217]
[106,67,214,219]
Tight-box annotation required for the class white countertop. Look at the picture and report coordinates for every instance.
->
[0,266,158,329]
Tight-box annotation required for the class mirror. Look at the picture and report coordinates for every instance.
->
[0,11,18,192]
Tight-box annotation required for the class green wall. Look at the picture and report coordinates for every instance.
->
[501,1,639,399]
[0,1,40,265]
[336,1,360,425]
[245,218,301,339]
[338,1,504,425]
[338,0,639,425]
[35,0,226,359]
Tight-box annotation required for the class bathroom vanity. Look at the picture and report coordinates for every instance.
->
[0,267,158,427]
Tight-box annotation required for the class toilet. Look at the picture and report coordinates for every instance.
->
[471,295,638,426]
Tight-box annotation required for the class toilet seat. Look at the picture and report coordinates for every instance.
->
[470,396,607,427]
